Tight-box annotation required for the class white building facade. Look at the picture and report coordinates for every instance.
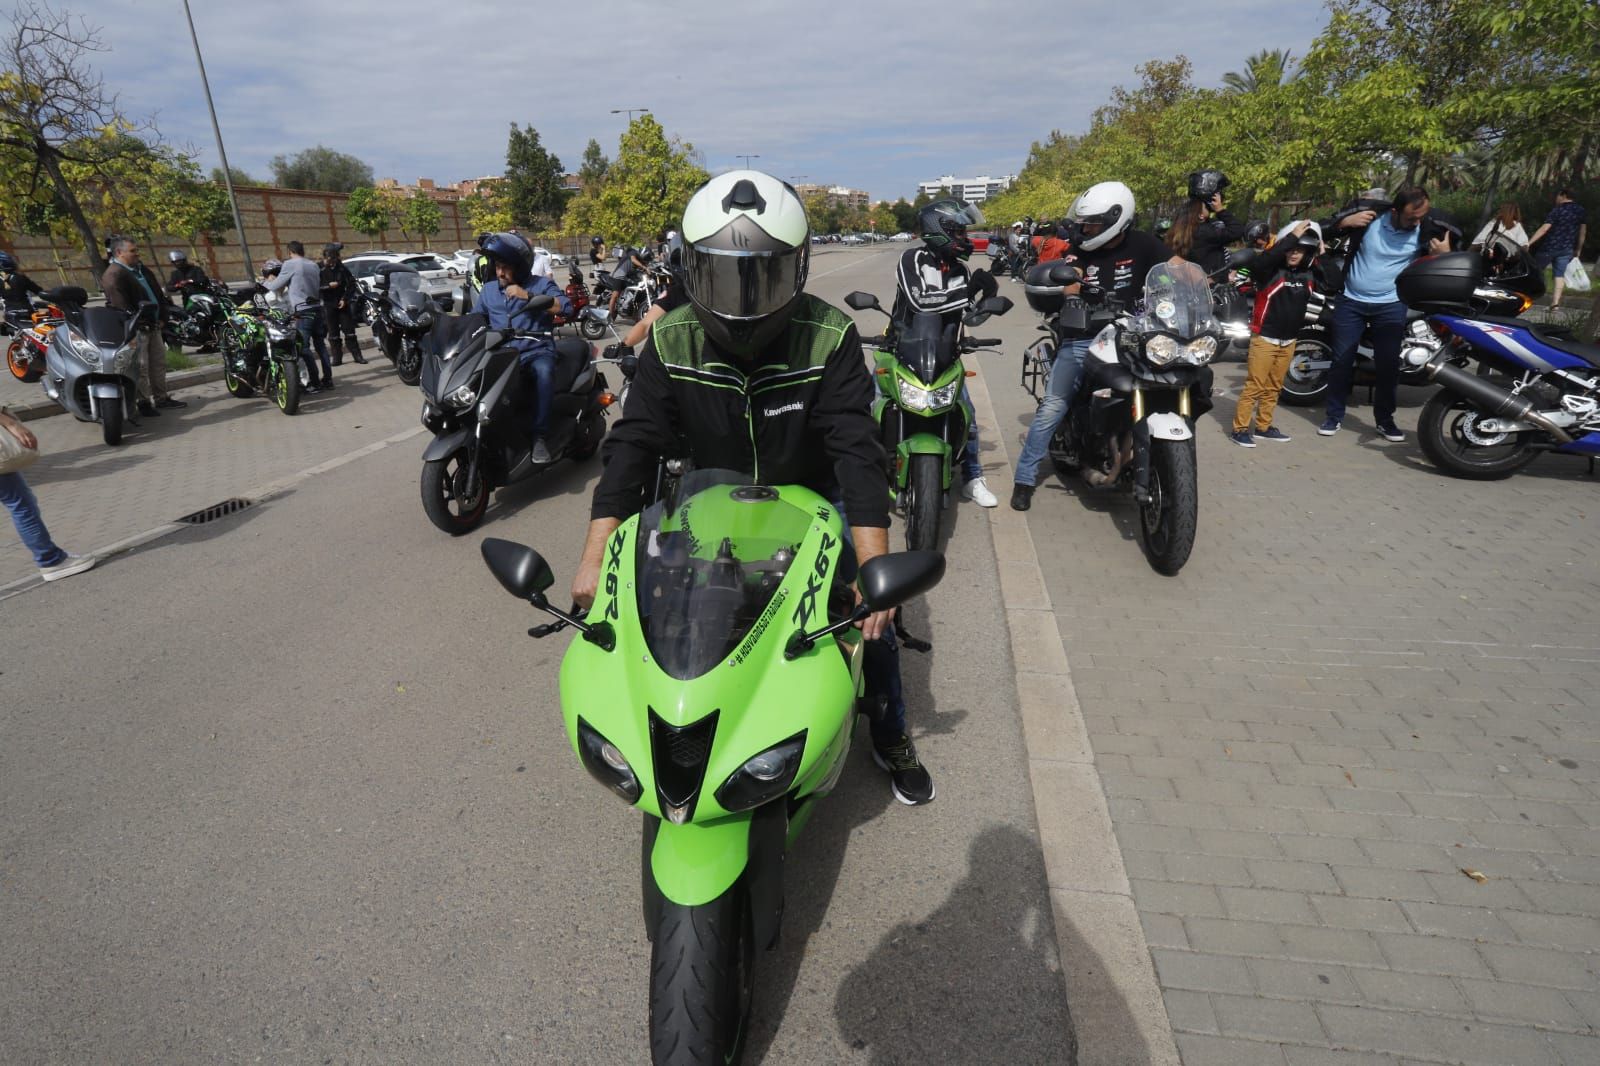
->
[916,174,1017,204]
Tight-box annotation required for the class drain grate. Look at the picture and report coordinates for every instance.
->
[176,497,256,525]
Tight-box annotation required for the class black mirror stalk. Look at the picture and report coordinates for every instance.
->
[527,591,615,651]
[784,603,870,661]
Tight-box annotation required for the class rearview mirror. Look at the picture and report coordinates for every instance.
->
[525,293,555,312]
[481,537,555,599]
[1046,263,1081,287]
[844,291,881,311]
[859,550,945,612]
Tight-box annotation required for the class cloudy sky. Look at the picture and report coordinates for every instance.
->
[72,0,1330,201]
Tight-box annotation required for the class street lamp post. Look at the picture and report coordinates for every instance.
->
[736,154,761,169]
[181,0,253,278]
[610,107,651,122]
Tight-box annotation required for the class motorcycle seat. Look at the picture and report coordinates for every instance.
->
[552,337,592,393]
[1529,327,1600,368]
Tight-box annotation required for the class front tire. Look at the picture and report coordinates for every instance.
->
[396,338,422,386]
[1417,389,1541,479]
[649,882,753,1066]
[1140,437,1197,575]
[1279,338,1331,406]
[903,452,943,553]
[273,358,301,415]
[101,396,124,446]
[421,451,489,534]
[223,335,255,397]
[579,314,607,340]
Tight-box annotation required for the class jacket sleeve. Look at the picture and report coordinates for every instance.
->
[1211,210,1247,244]
[1251,238,1294,278]
[812,325,890,528]
[590,336,683,521]
[534,275,572,318]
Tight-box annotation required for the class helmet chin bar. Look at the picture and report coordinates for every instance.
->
[694,297,801,357]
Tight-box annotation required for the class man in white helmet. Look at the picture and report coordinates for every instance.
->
[573,171,936,805]
[1010,181,1169,511]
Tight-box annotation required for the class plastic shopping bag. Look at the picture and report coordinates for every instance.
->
[1564,257,1592,293]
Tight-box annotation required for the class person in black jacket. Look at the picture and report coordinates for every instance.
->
[166,250,210,296]
[0,251,45,317]
[1230,221,1325,446]
[1169,169,1246,276]
[319,243,365,365]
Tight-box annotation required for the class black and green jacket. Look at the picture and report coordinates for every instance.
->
[592,294,890,527]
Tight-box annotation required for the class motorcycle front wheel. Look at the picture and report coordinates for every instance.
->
[396,339,422,386]
[1416,390,1541,480]
[101,395,124,446]
[223,336,255,398]
[649,881,753,1066]
[579,314,608,340]
[273,358,301,415]
[1140,437,1197,575]
[1279,338,1332,406]
[903,452,944,553]
[421,451,489,534]
[6,338,42,383]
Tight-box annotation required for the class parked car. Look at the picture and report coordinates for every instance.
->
[438,249,476,277]
[346,252,458,310]
[890,232,913,242]
[840,234,866,245]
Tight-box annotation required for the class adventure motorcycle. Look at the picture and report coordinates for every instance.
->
[5,291,69,383]
[371,265,434,386]
[1022,260,1219,575]
[1395,251,1600,478]
[478,468,945,1065]
[845,289,1012,551]
[417,301,612,534]
[37,287,145,446]
[220,297,311,415]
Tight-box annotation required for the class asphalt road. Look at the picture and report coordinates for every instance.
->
[0,247,1074,1064]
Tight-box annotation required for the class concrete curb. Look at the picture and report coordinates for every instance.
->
[10,364,226,422]
[966,366,1180,1066]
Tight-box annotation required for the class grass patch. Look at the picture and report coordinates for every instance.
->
[165,347,198,371]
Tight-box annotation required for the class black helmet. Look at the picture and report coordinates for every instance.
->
[591,235,602,247]
[1154,217,1174,238]
[918,198,984,261]
[322,242,343,257]
[1425,209,1463,251]
[1187,169,1230,201]
[0,251,15,273]
[477,231,534,283]
[1035,218,1052,233]
[1244,220,1271,245]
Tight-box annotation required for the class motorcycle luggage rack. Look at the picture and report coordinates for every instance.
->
[176,497,255,525]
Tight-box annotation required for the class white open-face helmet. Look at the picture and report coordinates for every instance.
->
[680,170,810,355]
[1275,219,1323,250]
[1068,181,1136,252]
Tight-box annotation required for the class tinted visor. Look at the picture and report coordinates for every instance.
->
[683,243,809,320]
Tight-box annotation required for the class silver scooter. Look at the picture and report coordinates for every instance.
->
[40,287,149,446]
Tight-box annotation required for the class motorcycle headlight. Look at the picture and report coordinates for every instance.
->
[576,718,640,804]
[897,377,960,413]
[112,347,138,375]
[1182,336,1218,364]
[266,323,292,342]
[714,732,807,813]
[1144,335,1180,367]
[444,383,477,409]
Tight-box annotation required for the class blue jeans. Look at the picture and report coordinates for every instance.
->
[833,499,906,742]
[959,385,982,482]
[1,471,66,568]
[519,348,556,438]
[294,306,330,384]
[1014,338,1090,487]
[1325,297,1406,425]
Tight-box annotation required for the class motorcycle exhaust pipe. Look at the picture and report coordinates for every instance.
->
[1413,353,1574,443]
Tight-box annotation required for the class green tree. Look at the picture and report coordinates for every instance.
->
[210,165,256,187]
[562,115,709,242]
[463,188,513,234]
[578,138,610,188]
[504,123,565,228]
[269,145,373,192]
[1223,49,1294,94]
[889,198,917,232]
[345,185,395,243]
[402,191,441,249]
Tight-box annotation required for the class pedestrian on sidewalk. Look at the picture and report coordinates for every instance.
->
[319,244,366,366]
[1230,220,1326,447]
[0,407,95,582]
[101,237,187,418]
[1527,187,1588,311]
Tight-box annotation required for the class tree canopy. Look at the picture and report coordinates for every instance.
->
[504,123,565,229]
[269,146,373,193]
[562,114,708,242]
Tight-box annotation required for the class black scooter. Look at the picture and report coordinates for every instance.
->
[370,264,435,386]
[418,297,613,534]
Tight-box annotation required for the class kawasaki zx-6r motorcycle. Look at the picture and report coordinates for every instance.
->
[844,289,1012,551]
[480,468,944,1065]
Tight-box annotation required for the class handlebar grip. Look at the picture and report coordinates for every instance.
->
[968,338,1002,346]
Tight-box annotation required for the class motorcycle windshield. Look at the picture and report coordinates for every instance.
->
[635,470,818,681]
[1136,261,1217,339]
[388,271,428,311]
[77,306,131,347]
[897,310,959,382]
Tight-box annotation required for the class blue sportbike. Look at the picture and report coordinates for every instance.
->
[1398,251,1600,479]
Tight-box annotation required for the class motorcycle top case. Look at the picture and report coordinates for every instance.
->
[1396,251,1483,311]
[1023,261,1080,315]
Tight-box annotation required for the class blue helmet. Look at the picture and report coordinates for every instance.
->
[0,251,16,273]
[477,231,534,284]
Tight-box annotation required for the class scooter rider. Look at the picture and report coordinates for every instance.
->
[573,170,936,806]
[319,243,366,366]
[474,231,573,465]
[1011,181,1168,511]
[889,197,1000,508]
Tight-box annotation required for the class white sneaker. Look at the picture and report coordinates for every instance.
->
[962,476,998,508]
[40,553,96,582]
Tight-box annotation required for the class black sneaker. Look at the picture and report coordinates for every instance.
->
[1375,422,1405,443]
[871,733,935,806]
[1010,483,1034,511]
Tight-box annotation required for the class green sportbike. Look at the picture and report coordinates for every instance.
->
[221,297,309,415]
[480,468,944,1065]
[844,290,1012,551]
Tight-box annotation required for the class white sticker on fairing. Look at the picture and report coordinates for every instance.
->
[1145,412,1193,441]
[1088,324,1118,363]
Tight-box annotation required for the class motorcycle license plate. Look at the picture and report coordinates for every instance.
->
[1087,324,1118,363]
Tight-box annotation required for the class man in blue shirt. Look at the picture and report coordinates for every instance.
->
[474,232,573,463]
[1320,185,1450,441]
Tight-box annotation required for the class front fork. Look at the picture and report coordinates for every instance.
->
[1130,386,1191,503]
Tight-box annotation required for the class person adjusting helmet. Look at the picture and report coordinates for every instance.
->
[166,248,210,297]
[1170,168,1246,274]
[474,230,573,464]
[589,235,606,266]
[580,169,937,805]
[1245,219,1272,250]
[1228,219,1328,447]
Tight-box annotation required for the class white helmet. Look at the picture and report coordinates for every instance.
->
[1011,220,1024,230]
[680,170,810,355]
[1275,219,1323,247]
[1068,181,1135,252]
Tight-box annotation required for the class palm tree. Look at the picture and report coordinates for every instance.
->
[1222,49,1294,94]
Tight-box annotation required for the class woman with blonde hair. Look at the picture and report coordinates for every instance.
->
[1471,202,1529,256]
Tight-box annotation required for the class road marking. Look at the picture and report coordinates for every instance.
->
[810,248,896,280]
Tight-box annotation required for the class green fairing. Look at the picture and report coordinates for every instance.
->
[883,360,969,492]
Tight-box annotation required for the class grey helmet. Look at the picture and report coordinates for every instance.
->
[168,249,188,264]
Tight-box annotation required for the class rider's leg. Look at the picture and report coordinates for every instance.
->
[1012,338,1089,487]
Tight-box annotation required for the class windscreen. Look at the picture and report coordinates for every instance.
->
[636,469,820,680]
[1137,261,1217,339]
[389,270,429,311]
[78,306,131,346]
[896,310,959,382]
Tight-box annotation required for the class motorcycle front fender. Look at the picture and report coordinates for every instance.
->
[1144,411,1193,442]
[895,431,951,489]
[644,803,789,949]
[88,381,124,401]
[422,425,474,463]
[649,809,757,907]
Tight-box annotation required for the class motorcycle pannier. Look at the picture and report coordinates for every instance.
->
[1024,261,1081,314]
[1396,251,1483,311]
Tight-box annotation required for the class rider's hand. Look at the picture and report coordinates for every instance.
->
[572,557,601,610]
[1343,210,1377,230]
[853,589,893,642]
[1428,236,1450,255]
[1292,220,1311,237]
[506,283,530,301]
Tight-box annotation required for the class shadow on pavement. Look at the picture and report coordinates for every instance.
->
[832,824,1081,1065]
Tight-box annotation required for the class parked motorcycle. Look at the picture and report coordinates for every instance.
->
[1396,251,1600,478]
[551,262,599,336]
[162,278,232,351]
[5,290,70,383]
[844,289,1012,551]
[477,468,945,1064]
[1022,260,1219,574]
[220,298,311,415]
[38,288,145,446]
[368,265,435,385]
[417,301,612,533]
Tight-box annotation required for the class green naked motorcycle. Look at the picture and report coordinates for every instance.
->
[222,298,307,415]
[480,468,944,1065]
[844,290,1011,551]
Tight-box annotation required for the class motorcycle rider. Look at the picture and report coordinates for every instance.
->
[0,251,45,318]
[1244,220,1272,252]
[1010,181,1169,511]
[318,243,366,366]
[166,250,217,352]
[101,236,186,415]
[572,170,935,805]
[475,231,573,465]
[589,236,606,266]
[889,197,1000,508]
[606,243,655,319]
[1169,169,1246,276]
[621,234,687,348]
[1037,220,1072,263]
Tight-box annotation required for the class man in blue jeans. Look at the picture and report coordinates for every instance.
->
[1321,185,1450,441]
[474,231,572,464]
[1,408,95,582]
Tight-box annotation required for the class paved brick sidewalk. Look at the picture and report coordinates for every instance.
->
[985,353,1600,1065]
